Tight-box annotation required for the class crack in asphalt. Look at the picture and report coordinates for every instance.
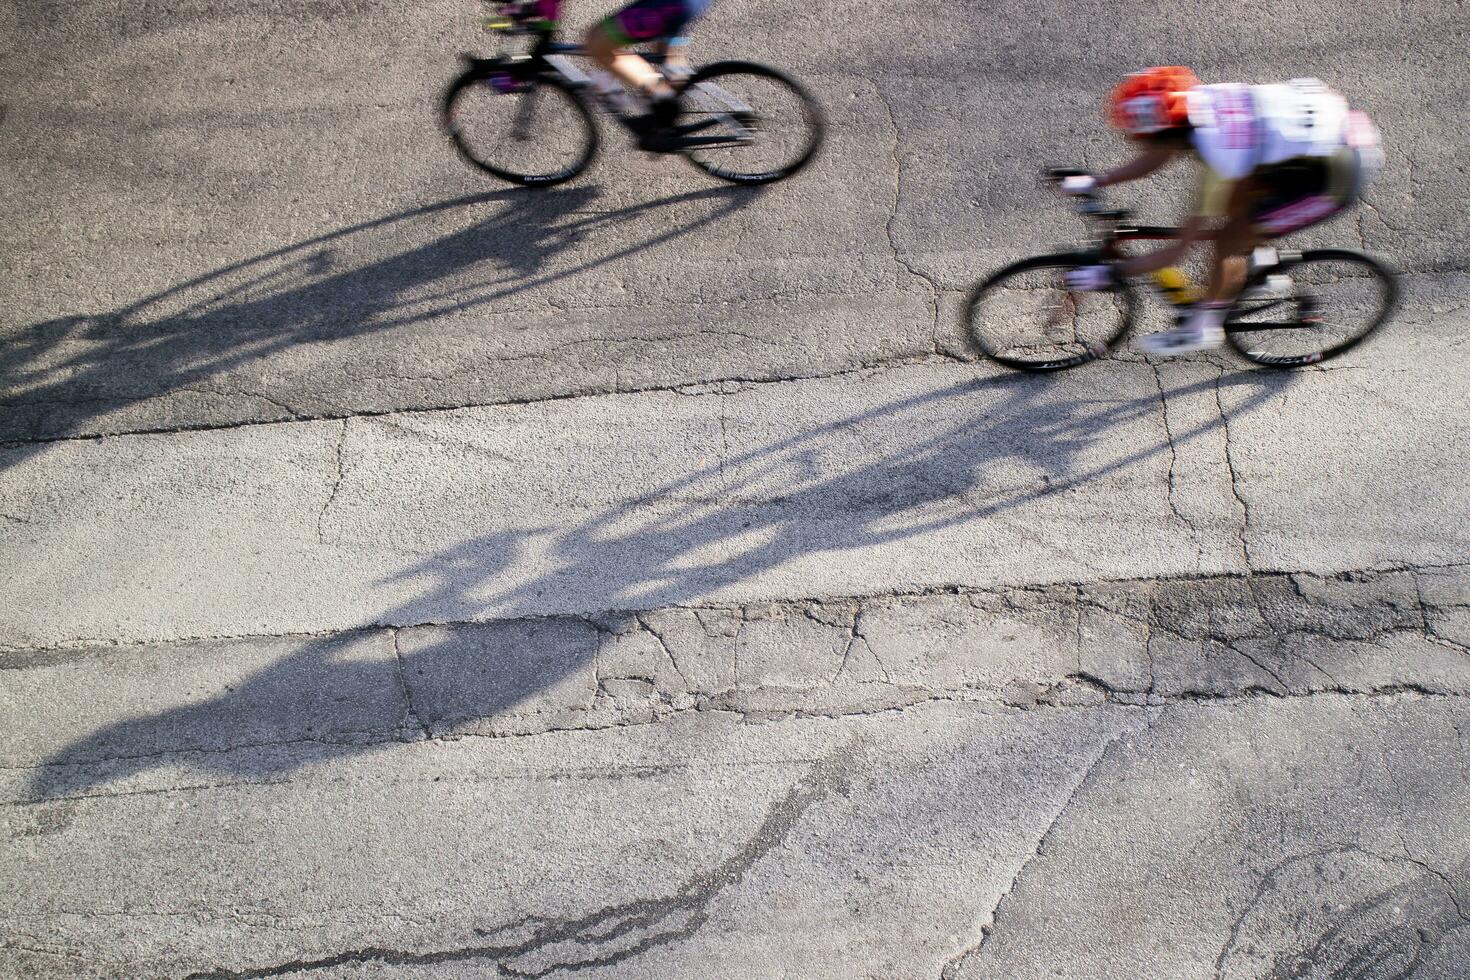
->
[940,714,1147,978]
[6,561,1467,659]
[633,612,694,691]
[178,744,856,979]
[389,628,430,741]
[0,941,87,962]
[871,79,944,354]
[7,686,1459,794]
[0,731,401,774]
[1211,365,1255,570]
[1,777,297,808]
[1367,699,1470,925]
[832,602,883,684]
[1148,362,1207,566]
[0,351,951,450]
[314,419,347,546]
[2,261,1465,448]
[1211,844,1470,979]
[8,565,1468,800]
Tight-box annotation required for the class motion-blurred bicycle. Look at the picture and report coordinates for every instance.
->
[965,168,1399,371]
[443,2,824,187]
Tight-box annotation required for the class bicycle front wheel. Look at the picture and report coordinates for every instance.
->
[965,254,1137,371]
[1225,248,1399,367]
[442,62,597,187]
[676,61,824,185]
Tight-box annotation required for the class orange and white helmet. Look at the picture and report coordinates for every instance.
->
[1109,66,1200,138]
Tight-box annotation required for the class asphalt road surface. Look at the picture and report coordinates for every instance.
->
[4,0,1470,976]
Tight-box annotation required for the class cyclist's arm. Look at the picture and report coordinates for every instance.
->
[1095,143,1178,188]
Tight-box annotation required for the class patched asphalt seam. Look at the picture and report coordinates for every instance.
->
[5,561,1467,659]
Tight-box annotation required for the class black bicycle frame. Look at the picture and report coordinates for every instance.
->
[1083,214,1307,330]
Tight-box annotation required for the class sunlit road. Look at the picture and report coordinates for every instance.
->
[4,0,1470,976]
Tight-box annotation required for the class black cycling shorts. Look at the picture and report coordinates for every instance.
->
[1252,147,1365,236]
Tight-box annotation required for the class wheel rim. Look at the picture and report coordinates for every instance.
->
[447,76,592,184]
[968,261,1131,370]
[680,70,821,182]
[1226,254,1394,366]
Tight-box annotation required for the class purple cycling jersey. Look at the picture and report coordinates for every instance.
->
[529,0,709,40]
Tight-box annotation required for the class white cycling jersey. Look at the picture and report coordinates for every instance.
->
[1186,78,1363,180]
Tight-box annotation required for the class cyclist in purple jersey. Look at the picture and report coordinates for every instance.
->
[519,0,712,150]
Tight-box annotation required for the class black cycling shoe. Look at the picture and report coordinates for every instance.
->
[634,96,681,153]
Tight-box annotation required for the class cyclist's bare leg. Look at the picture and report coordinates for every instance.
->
[1206,181,1262,302]
[1207,223,1252,302]
[584,24,674,101]
[1134,194,1255,354]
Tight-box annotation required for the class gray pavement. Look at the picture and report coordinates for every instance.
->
[4,0,1470,976]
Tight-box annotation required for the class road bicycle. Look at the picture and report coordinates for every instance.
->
[442,3,824,187]
[966,169,1399,371]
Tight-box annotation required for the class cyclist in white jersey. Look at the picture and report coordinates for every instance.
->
[1060,67,1383,355]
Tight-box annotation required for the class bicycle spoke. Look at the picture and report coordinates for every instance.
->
[688,81,755,115]
[510,87,541,141]
[1234,299,1292,317]
[682,85,756,141]
[678,63,822,184]
[675,115,752,143]
[1229,321,1301,331]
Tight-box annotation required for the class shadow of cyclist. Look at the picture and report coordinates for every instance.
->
[27,362,1296,801]
[0,181,761,465]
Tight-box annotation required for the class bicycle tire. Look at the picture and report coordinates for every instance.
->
[442,61,597,188]
[675,60,824,185]
[965,253,1138,371]
[1225,248,1399,368]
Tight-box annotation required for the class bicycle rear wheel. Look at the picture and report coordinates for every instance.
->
[1225,248,1398,367]
[676,61,824,185]
[965,254,1137,371]
[442,61,597,187]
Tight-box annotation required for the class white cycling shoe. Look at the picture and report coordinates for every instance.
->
[1138,303,1227,356]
